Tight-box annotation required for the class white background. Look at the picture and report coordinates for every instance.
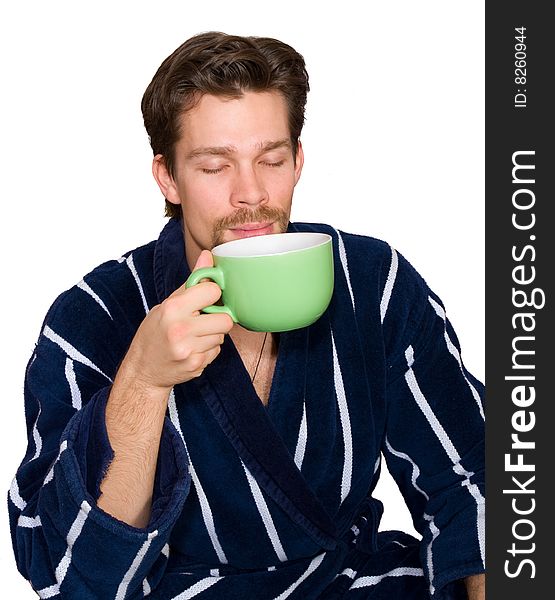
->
[0,1,484,595]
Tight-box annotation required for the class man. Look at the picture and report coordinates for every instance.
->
[8,32,485,599]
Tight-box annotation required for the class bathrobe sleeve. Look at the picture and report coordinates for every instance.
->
[379,249,485,598]
[8,280,191,598]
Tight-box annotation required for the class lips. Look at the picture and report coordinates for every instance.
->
[229,222,275,238]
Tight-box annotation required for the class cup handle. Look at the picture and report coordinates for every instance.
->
[184,266,237,321]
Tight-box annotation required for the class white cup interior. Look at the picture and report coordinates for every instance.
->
[212,232,331,258]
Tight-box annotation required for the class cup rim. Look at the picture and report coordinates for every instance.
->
[211,232,332,258]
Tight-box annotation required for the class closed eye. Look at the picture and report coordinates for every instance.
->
[201,166,227,174]
[201,159,285,174]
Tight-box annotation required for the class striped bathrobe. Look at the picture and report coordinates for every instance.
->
[8,218,485,599]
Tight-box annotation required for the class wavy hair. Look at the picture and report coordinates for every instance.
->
[141,31,310,218]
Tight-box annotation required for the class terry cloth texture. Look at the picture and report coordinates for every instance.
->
[8,218,484,599]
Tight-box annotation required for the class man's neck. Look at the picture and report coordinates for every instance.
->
[229,326,278,406]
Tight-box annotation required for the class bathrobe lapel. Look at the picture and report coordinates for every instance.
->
[196,328,338,550]
[154,218,339,550]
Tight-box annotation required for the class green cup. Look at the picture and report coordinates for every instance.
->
[185,232,334,332]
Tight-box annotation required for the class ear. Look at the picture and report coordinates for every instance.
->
[293,140,304,186]
[152,154,181,205]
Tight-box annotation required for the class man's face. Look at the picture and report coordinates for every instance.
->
[155,91,304,267]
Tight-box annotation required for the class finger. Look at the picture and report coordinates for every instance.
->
[187,345,221,376]
[204,344,223,366]
[188,333,225,353]
[166,319,230,361]
[193,312,235,336]
[161,307,232,351]
[167,280,223,311]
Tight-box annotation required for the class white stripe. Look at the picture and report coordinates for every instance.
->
[453,462,475,479]
[28,352,37,369]
[293,401,307,470]
[126,254,150,314]
[77,279,112,319]
[116,530,159,600]
[209,569,219,577]
[168,391,228,564]
[404,346,461,464]
[43,326,112,382]
[405,345,415,368]
[385,438,429,500]
[55,501,91,587]
[242,462,288,563]
[29,399,43,461]
[428,296,485,420]
[64,501,91,552]
[55,555,72,588]
[190,462,228,563]
[18,515,42,528]
[64,359,82,410]
[171,577,223,600]
[405,347,486,491]
[334,229,355,310]
[373,455,381,475]
[477,497,486,567]
[339,568,357,579]
[405,345,485,573]
[143,577,151,596]
[423,514,440,595]
[350,566,424,589]
[273,552,326,600]
[44,441,68,485]
[37,583,60,598]
[380,246,398,323]
[161,543,170,558]
[460,478,486,566]
[331,331,353,503]
[10,477,27,511]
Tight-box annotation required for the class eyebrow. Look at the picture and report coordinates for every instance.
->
[186,138,292,160]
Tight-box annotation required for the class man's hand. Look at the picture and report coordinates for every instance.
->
[122,249,234,394]
[98,250,233,527]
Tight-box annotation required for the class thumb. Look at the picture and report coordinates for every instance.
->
[193,249,214,271]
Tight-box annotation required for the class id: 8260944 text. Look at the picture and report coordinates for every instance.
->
[514,27,527,109]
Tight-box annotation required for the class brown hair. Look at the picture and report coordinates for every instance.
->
[141,31,310,219]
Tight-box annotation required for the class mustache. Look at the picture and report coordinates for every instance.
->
[211,206,290,248]
[213,206,288,231]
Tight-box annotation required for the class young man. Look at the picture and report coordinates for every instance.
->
[8,32,485,599]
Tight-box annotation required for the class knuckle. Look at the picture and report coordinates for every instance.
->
[160,297,180,319]
[164,296,180,312]
[173,345,192,361]
[188,354,205,372]
[148,304,162,318]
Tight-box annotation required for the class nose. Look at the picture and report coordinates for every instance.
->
[230,164,268,208]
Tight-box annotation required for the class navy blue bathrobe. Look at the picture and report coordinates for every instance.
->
[8,218,485,599]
